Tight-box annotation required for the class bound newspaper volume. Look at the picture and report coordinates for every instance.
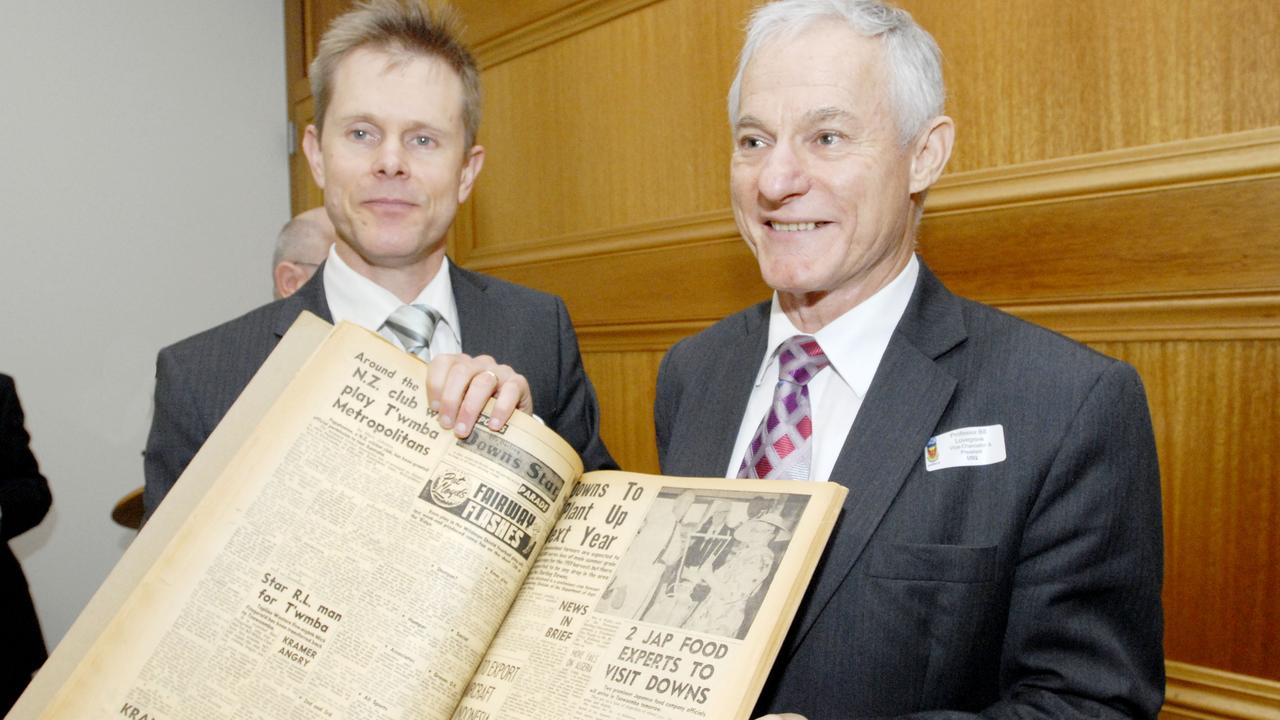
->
[11,314,846,720]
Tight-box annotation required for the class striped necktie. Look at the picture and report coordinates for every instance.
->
[382,304,442,360]
[737,335,830,480]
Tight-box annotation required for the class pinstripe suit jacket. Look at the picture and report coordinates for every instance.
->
[144,262,614,520]
[654,262,1164,718]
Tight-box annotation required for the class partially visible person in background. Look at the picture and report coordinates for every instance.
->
[272,206,339,299]
[0,374,52,713]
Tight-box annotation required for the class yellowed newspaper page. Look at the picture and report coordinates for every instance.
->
[31,320,582,720]
[10,312,333,720]
[453,472,845,720]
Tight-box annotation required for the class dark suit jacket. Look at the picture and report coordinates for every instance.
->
[654,263,1164,719]
[0,374,52,712]
[144,262,615,520]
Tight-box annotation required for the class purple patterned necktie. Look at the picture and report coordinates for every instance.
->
[738,335,830,480]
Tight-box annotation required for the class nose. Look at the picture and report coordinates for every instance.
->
[757,140,809,204]
[372,141,408,178]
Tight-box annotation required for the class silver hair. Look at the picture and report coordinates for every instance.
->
[727,0,945,146]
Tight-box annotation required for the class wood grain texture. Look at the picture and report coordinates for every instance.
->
[919,176,1280,304]
[285,0,306,101]
[480,236,767,331]
[581,350,664,474]
[1096,340,1279,680]
[904,0,1280,172]
[928,127,1280,216]
[464,0,664,68]
[452,0,583,46]
[468,0,749,252]
[1163,661,1280,720]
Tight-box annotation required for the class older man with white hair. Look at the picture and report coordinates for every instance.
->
[654,1,1165,717]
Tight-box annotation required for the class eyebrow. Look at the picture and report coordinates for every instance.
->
[333,114,451,137]
[734,114,768,133]
[804,106,854,124]
[734,106,857,133]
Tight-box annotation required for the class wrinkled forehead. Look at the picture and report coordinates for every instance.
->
[737,21,889,120]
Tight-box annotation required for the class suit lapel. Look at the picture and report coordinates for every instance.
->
[669,303,770,477]
[450,262,505,357]
[273,263,333,338]
[785,262,967,652]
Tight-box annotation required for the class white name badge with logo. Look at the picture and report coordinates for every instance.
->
[924,424,1006,472]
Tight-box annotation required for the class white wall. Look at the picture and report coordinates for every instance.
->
[0,2,289,648]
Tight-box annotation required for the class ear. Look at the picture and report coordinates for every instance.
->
[456,145,486,204]
[907,115,954,195]
[274,261,310,300]
[302,124,326,190]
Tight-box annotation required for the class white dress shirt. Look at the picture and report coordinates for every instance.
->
[321,246,462,358]
[724,255,919,481]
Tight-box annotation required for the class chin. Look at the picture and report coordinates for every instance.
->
[760,264,821,296]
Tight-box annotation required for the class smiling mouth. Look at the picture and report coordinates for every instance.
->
[767,221,827,232]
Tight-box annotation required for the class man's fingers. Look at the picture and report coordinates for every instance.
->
[425,354,531,437]
[487,374,531,430]
[451,366,501,437]
[486,377,519,431]
[424,354,457,415]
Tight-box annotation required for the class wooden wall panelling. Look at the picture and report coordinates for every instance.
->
[580,351,665,473]
[465,0,664,67]
[1162,662,1280,720]
[1095,340,1280,682]
[460,0,752,260]
[922,174,1280,305]
[477,236,763,333]
[902,0,1280,171]
[454,0,585,47]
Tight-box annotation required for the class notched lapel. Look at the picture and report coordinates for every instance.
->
[451,263,505,358]
[667,306,769,477]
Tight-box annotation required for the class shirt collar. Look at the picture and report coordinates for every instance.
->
[322,247,461,345]
[756,254,919,398]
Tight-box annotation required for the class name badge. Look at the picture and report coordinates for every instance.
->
[924,424,1006,472]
